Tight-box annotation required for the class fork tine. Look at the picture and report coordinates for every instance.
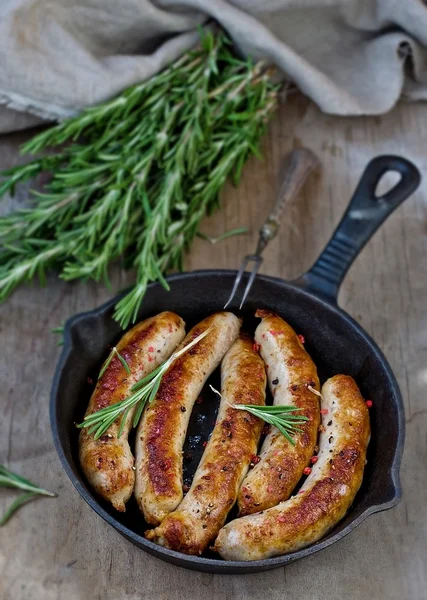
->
[239,259,261,309]
[223,256,251,309]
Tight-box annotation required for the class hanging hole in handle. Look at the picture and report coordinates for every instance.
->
[375,170,402,198]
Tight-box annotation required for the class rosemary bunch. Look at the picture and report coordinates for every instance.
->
[0,32,279,328]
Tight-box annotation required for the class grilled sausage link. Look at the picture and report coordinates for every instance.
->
[237,310,320,515]
[214,375,371,560]
[146,333,266,553]
[135,312,241,525]
[79,312,185,512]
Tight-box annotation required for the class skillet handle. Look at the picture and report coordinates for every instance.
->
[296,155,421,303]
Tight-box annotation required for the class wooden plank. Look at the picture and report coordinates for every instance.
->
[0,93,426,600]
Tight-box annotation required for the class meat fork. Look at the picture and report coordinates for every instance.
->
[224,148,320,310]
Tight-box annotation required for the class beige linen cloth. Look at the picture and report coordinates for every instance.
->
[1,0,427,133]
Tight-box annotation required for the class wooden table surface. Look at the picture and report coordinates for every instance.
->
[1,93,426,600]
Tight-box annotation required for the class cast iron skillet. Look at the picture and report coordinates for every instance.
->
[50,155,420,574]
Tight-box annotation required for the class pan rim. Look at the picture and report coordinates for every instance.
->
[49,269,404,573]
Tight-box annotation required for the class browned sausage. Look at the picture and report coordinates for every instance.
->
[79,312,185,511]
[237,310,320,515]
[146,333,266,554]
[135,312,241,525]
[214,375,371,560]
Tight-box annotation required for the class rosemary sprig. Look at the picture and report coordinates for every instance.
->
[210,386,309,445]
[0,464,57,526]
[234,404,308,446]
[98,346,131,380]
[0,31,279,329]
[78,327,212,439]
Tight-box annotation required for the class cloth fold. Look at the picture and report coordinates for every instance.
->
[1,0,427,133]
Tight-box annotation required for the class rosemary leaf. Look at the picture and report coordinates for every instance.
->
[0,492,38,527]
[116,350,131,375]
[51,324,65,346]
[0,465,57,526]
[51,326,64,335]
[0,465,57,497]
[197,226,249,244]
[148,375,162,404]
[132,398,147,429]
[131,364,163,391]
[118,405,132,438]
[98,347,130,380]
[98,348,116,380]
[244,405,306,414]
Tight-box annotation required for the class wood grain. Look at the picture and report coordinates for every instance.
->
[0,93,426,600]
